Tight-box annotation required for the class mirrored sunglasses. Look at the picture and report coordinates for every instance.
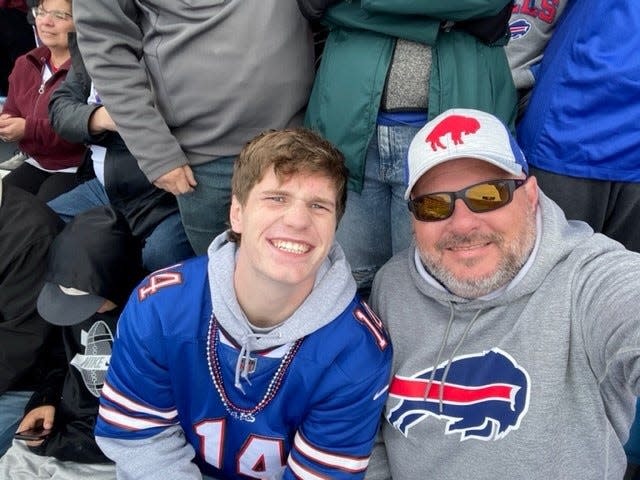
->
[408,178,526,222]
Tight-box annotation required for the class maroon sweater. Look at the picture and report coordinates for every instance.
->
[3,46,86,171]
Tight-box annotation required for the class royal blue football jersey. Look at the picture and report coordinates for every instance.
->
[96,257,392,479]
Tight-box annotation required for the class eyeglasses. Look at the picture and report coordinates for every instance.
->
[32,6,73,22]
[408,179,526,222]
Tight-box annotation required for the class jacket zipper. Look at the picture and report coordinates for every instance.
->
[38,62,46,94]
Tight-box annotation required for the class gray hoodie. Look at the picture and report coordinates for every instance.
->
[366,192,640,479]
[506,0,569,91]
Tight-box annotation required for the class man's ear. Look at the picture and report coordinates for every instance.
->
[524,175,539,209]
[229,195,243,235]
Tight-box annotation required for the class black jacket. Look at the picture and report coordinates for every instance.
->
[26,206,144,463]
[48,33,178,240]
[27,310,120,463]
[0,181,63,394]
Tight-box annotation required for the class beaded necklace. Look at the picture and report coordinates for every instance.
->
[206,313,303,423]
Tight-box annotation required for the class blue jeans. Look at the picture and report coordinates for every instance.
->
[336,124,420,292]
[48,179,194,271]
[48,177,110,218]
[0,391,31,457]
[177,156,236,255]
[626,400,640,465]
[142,212,194,271]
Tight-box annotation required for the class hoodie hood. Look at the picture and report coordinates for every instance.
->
[207,232,357,348]
[207,231,357,389]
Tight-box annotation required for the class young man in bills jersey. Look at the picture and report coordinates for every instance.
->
[95,128,393,479]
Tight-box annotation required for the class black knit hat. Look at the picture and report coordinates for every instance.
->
[37,206,143,326]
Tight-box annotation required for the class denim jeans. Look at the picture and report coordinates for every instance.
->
[48,178,194,271]
[336,124,420,293]
[0,391,31,457]
[177,156,236,255]
[142,212,195,270]
[47,178,110,220]
[626,400,640,465]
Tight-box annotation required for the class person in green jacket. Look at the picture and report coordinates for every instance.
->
[302,0,517,294]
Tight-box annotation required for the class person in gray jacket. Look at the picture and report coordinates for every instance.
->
[367,108,640,479]
[71,0,315,255]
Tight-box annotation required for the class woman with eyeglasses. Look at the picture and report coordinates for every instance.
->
[0,0,85,201]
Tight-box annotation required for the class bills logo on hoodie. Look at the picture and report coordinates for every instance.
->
[512,0,560,24]
[386,348,530,441]
[509,18,532,40]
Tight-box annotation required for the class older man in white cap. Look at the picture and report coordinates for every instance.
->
[366,108,640,479]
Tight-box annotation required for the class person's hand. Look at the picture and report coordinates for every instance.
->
[16,405,55,447]
[153,165,197,195]
[0,114,26,142]
[88,106,117,134]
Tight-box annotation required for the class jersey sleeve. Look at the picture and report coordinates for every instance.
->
[96,288,179,439]
[95,271,196,478]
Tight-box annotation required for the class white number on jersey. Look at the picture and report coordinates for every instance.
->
[194,419,286,479]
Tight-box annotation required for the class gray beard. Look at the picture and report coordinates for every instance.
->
[420,212,537,299]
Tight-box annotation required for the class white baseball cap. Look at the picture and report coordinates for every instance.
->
[405,108,528,199]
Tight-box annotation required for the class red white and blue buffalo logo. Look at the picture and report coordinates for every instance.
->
[386,348,530,441]
[509,18,531,40]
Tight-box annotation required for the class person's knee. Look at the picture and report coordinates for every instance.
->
[143,214,195,270]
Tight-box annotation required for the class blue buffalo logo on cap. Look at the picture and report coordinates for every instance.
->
[386,348,530,440]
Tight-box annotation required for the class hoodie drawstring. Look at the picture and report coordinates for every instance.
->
[437,308,483,412]
[423,303,484,414]
[234,332,263,393]
[423,302,455,403]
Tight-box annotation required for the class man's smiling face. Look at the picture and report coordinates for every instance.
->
[411,158,538,298]
[230,166,338,293]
